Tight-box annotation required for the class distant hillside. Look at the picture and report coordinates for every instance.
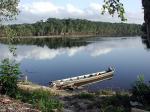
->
[0,18,141,37]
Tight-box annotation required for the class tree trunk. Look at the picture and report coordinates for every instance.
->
[142,0,150,39]
[147,22,150,46]
[147,22,150,39]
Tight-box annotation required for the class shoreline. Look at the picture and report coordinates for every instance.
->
[17,81,131,97]
[0,34,141,39]
[7,81,150,112]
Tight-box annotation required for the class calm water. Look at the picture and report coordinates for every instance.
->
[0,37,150,90]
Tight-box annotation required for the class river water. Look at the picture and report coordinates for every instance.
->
[0,36,150,90]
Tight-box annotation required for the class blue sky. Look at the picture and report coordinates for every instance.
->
[15,0,143,24]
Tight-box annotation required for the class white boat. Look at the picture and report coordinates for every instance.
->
[49,67,114,89]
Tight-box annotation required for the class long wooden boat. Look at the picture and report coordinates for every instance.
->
[49,67,115,89]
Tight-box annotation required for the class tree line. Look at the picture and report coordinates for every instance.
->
[0,18,141,37]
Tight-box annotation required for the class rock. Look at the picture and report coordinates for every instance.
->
[7,107,14,110]
[130,101,143,107]
[29,109,41,112]
[78,102,88,109]
[1,98,12,104]
[0,109,6,112]
[63,109,74,112]
[0,95,41,112]
[23,103,32,108]
[52,109,59,112]
[132,108,150,112]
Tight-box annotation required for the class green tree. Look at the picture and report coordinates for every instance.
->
[0,58,20,96]
[0,0,19,22]
[102,0,150,38]
[102,0,126,21]
[0,18,141,37]
[0,0,20,96]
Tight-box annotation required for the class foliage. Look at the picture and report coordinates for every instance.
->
[95,89,115,96]
[78,92,95,100]
[102,0,126,21]
[0,0,19,22]
[0,26,20,97]
[0,58,20,96]
[4,27,19,56]
[0,18,141,37]
[15,89,63,112]
[100,93,130,112]
[131,75,150,109]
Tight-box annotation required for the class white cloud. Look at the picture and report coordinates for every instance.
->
[21,1,63,14]
[66,4,84,14]
[10,1,144,25]
[89,3,102,12]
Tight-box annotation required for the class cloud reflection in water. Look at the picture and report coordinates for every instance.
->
[0,37,141,62]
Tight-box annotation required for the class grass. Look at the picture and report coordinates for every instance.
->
[77,92,95,100]
[5,75,150,112]
[14,89,63,112]
[95,89,115,96]
[100,93,131,112]
[75,91,131,112]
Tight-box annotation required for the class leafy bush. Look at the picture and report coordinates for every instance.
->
[15,89,63,112]
[100,93,130,112]
[131,75,150,110]
[0,58,20,97]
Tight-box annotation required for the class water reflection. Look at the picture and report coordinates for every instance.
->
[0,38,89,49]
[0,42,112,61]
[0,37,141,61]
[0,37,150,90]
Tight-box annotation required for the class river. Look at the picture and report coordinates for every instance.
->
[0,36,150,90]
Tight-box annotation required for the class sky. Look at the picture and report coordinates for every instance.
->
[13,0,144,24]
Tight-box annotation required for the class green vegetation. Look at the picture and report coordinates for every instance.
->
[0,28,20,97]
[0,0,19,22]
[76,92,130,112]
[131,75,150,111]
[100,93,130,112]
[0,58,20,97]
[0,18,141,37]
[78,92,95,100]
[0,0,20,98]
[102,0,126,21]
[95,89,115,96]
[15,89,63,112]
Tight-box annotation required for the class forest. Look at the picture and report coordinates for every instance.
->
[0,18,141,37]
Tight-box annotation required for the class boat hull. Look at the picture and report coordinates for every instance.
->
[50,69,114,90]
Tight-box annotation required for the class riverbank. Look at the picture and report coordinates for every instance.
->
[0,34,141,39]
[17,81,150,112]
[0,95,40,112]
[0,93,149,112]
[18,82,76,96]
[1,80,150,112]
[17,82,132,112]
